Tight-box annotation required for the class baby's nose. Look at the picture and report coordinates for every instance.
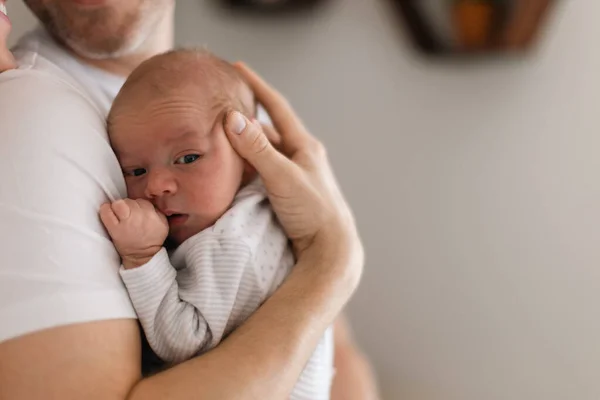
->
[144,170,177,198]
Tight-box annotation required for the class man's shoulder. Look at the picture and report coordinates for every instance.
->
[6,35,93,99]
[0,66,100,114]
[0,67,107,149]
[1,33,105,117]
[0,64,125,209]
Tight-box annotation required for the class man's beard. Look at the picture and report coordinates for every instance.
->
[61,15,154,60]
[28,1,160,60]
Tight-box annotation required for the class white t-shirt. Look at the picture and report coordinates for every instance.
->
[0,28,137,343]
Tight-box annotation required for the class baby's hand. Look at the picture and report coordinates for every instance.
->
[99,198,169,269]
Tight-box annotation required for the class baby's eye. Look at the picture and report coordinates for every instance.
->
[175,154,201,165]
[126,168,147,177]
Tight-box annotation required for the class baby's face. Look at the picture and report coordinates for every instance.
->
[109,83,254,245]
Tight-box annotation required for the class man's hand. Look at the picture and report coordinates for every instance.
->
[99,198,168,269]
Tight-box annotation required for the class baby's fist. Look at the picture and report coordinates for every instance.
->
[100,198,169,269]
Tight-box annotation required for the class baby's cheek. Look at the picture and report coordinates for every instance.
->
[189,184,234,223]
[193,191,226,217]
[125,180,146,200]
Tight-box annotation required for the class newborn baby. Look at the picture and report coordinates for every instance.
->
[100,49,334,400]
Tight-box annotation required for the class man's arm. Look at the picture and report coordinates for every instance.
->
[331,314,381,400]
[0,74,336,399]
[0,250,354,400]
[0,320,141,400]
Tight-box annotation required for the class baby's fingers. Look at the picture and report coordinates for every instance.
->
[135,198,155,213]
[111,199,131,221]
[99,203,119,230]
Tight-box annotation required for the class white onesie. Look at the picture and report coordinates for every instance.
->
[120,179,334,400]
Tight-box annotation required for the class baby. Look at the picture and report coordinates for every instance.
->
[100,49,334,400]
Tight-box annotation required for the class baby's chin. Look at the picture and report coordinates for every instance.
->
[166,217,215,248]
[167,230,193,248]
[165,225,195,249]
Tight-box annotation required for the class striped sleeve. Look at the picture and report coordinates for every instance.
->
[120,237,257,364]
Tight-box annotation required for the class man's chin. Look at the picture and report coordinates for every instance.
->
[62,35,142,60]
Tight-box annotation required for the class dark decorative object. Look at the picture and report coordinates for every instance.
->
[389,0,557,56]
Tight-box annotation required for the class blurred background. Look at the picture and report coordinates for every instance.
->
[8,1,600,399]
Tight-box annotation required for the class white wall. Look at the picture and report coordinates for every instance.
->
[8,1,600,399]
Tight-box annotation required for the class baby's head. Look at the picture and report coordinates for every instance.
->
[108,49,256,245]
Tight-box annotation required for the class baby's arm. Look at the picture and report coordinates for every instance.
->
[122,235,255,363]
[118,248,211,363]
[100,199,258,363]
[100,198,212,363]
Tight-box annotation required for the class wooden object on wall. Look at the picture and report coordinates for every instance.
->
[390,0,558,56]
[500,0,553,49]
[453,0,496,50]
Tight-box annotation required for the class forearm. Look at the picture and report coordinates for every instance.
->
[129,246,357,400]
[0,258,351,400]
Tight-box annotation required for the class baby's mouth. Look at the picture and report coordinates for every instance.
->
[167,214,189,226]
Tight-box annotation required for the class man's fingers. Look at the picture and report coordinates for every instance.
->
[111,200,131,221]
[99,203,119,229]
[224,111,297,188]
[260,122,283,153]
[234,63,308,155]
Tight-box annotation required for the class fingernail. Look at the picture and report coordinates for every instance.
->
[230,111,247,135]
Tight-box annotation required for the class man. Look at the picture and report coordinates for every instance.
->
[0,1,379,399]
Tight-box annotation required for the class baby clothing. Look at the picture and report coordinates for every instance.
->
[121,179,334,400]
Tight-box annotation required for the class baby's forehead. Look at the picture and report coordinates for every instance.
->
[127,51,253,111]
[168,68,246,102]
[109,49,256,134]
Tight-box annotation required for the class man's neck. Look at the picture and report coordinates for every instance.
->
[71,7,174,77]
